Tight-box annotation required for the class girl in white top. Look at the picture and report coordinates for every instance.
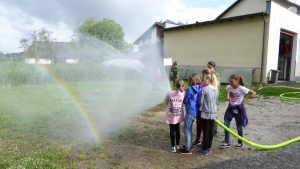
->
[221,74,256,149]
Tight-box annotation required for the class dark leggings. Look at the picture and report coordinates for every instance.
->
[169,123,180,147]
[195,113,202,142]
[202,118,215,150]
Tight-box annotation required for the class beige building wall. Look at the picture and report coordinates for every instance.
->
[221,0,267,19]
[296,36,300,80]
[164,18,264,70]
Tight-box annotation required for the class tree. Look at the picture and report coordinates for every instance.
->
[20,28,56,61]
[78,18,127,51]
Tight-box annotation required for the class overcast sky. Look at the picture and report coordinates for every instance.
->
[0,0,236,53]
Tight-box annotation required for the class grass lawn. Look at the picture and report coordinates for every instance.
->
[0,84,98,168]
[0,81,165,168]
[254,86,300,97]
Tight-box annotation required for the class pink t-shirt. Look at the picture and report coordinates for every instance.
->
[164,90,185,124]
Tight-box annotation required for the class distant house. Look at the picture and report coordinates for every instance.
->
[25,41,79,64]
[133,20,184,62]
[164,0,300,83]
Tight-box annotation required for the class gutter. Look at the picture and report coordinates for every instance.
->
[260,16,266,84]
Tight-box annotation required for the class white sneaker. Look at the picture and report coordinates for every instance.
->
[169,147,176,153]
[176,146,180,151]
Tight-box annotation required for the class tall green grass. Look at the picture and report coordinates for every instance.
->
[0,62,142,86]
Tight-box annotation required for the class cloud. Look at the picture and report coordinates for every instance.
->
[162,0,228,24]
[0,0,232,53]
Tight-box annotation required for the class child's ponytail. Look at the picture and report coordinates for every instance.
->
[229,74,245,86]
[211,73,220,89]
[239,76,245,86]
[176,79,184,92]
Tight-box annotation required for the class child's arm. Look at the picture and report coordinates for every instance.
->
[243,89,256,103]
[226,91,230,101]
[183,90,189,105]
[198,90,204,108]
[164,93,169,107]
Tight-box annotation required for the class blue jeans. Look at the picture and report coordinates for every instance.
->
[184,114,195,150]
[224,114,243,144]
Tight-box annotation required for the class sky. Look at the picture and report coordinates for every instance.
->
[0,0,236,53]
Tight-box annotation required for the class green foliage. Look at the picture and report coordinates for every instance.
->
[78,18,127,51]
[0,62,142,86]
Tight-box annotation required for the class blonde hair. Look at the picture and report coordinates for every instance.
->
[176,79,184,92]
[204,73,219,89]
[202,68,213,77]
[189,73,201,86]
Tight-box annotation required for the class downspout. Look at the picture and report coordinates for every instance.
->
[260,16,266,84]
[260,1,271,84]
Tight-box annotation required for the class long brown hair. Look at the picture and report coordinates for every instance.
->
[229,74,245,86]
[207,61,216,68]
[176,79,184,92]
[189,73,201,86]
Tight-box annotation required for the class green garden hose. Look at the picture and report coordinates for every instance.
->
[280,92,300,100]
[214,119,300,149]
[258,86,300,100]
[213,85,300,149]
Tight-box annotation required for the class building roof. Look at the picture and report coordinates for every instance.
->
[216,0,300,20]
[165,12,267,32]
[133,20,184,44]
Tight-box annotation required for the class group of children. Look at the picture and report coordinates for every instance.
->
[164,61,256,155]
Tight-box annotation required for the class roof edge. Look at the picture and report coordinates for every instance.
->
[165,12,268,32]
[216,0,242,20]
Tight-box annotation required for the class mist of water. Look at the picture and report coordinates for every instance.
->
[1,34,170,144]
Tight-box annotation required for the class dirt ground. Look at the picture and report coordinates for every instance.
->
[98,96,300,169]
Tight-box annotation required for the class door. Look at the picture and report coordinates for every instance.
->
[277,30,294,81]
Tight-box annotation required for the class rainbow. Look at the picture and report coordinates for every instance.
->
[34,64,101,143]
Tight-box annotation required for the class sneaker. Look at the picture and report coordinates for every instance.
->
[192,140,201,145]
[176,146,180,151]
[197,143,203,148]
[181,145,193,151]
[201,149,211,155]
[220,143,231,149]
[235,143,243,148]
[169,147,176,153]
[178,148,192,154]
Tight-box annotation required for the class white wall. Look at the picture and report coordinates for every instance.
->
[266,1,300,81]
[137,28,158,48]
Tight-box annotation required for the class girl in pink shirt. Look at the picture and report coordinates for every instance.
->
[164,79,185,153]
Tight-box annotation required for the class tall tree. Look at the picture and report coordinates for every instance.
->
[20,28,56,61]
[78,18,127,51]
